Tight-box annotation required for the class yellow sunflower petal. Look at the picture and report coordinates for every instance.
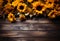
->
[27,0,33,3]
[12,0,20,7]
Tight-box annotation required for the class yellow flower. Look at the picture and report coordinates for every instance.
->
[27,0,40,3]
[44,0,54,8]
[7,13,16,22]
[12,0,20,7]
[25,7,32,13]
[7,0,13,3]
[32,1,46,14]
[4,3,14,14]
[17,3,27,12]
[56,11,60,16]
[0,0,3,5]
[0,0,3,2]
[19,0,24,2]
[27,0,33,3]
[48,9,57,18]
[12,0,24,7]
[19,14,26,21]
[4,3,12,9]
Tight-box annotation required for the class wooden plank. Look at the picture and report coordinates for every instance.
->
[0,30,58,37]
[0,18,60,37]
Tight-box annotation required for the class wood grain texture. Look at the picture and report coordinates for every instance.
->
[0,18,60,41]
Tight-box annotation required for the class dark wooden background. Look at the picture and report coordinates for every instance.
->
[0,18,60,41]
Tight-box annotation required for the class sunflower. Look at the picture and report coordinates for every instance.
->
[0,0,3,8]
[7,0,13,3]
[4,3,12,9]
[7,13,16,22]
[0,0,3,2]
[11,0,20,7]
[4,3,14,14]
[27,0,33,3]
[27,0,40,3]
[19,14,26,21]
[55,4,60,11]
[17,3,27,12]
[48,9,57,18]
[19,0,24,2]
[32,1,46,14]
[0,0,3,4]
[25,7,32,14]
[56,11,60,16]
[11,0,24,7]
[44,0,54,8]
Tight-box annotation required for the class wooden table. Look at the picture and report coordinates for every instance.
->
[0,18,60,41]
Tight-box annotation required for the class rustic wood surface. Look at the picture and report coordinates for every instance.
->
[0,18,60,41]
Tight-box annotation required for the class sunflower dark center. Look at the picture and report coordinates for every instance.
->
[10,15,13,18]
[49,2,52,4]
[36,5,43,11]
[19,5,24,10]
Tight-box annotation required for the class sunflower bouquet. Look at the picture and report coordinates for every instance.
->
[0,0,60,22]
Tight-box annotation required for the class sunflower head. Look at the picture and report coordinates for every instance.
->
[0,0,3,7]
[25,7,32,14]
[44,0,54,8]
[32,1,46,14]
[4,3,12,8]
[48,9,57,18]
[17,3,27,12]
[4,3,14,14]
[12,0,20,7]
[7,13,16,22]
[19,14,26,21]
